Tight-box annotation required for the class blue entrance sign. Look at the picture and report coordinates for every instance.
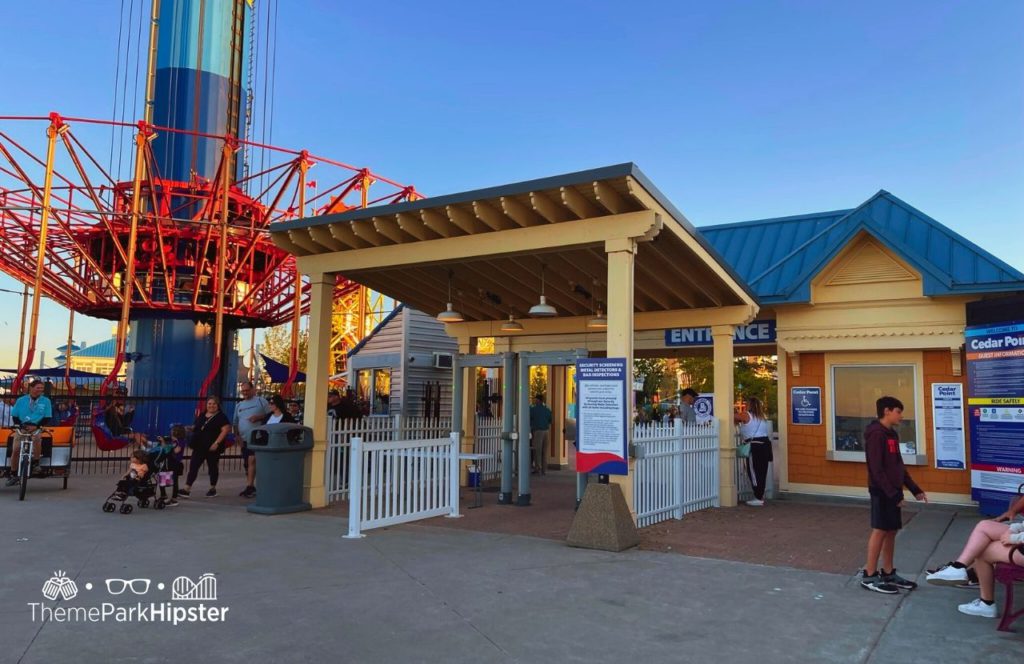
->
[791,387,821,425]
[665,320,776,347]
[575,358,629,476]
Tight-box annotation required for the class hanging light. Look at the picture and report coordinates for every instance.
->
[528,264,558,318]
[588,303,607,329]
[500,313,524,332]
[436,271,465,323]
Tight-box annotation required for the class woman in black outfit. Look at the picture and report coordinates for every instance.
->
[180,396,231,498]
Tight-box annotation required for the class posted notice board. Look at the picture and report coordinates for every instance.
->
[575,358,629,475]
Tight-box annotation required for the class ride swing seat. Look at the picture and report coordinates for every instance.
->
[90,409,135,452]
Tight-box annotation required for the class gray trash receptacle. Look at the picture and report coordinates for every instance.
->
[246,423,314,515]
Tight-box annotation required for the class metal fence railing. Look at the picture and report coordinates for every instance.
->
[633,419,721,528]
[325,415,453,504]
[345,433,460,538]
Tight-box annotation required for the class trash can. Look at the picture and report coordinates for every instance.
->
[246,423,314,515]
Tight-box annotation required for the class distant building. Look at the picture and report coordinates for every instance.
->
[56,338,123,378]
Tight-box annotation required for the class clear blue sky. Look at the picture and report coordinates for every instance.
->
[1,0,1022,368]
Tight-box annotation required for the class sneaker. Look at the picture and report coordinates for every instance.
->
[926,563,969,586]
[860,571,900,594]
[745,499,765,507]
[166,499,179,507]
[6,475,20,486]
[239,486,256,498]
[178,488,191,499]
[957,569,980,589]
[958,598,998,618]
[205,488,217,498]
[882,569,918,591]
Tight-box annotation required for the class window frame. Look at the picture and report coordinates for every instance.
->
[824,352,928,466]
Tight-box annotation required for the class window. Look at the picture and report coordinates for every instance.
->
[831,364,919,458]
[356,368,392,416]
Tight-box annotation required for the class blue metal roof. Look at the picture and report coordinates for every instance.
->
[699,191,1024,304]
[71,338,117,359]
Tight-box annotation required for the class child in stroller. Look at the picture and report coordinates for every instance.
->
[148,428,185,508]
[102,449,156,514]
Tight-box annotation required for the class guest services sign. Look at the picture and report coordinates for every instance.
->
[575,358,629,475]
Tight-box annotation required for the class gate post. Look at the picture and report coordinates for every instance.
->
[674,418,684,520]
[447,432,461,518]
[499,352,516,504]
[343,436,364,539]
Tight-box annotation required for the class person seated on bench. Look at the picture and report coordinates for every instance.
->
[927,516,1024,619]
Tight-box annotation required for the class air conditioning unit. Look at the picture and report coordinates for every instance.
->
[433,352,454,369]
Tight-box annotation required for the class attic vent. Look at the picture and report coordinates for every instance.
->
[826,241,916,286]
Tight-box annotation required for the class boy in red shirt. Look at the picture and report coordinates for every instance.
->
[860,396,929,593]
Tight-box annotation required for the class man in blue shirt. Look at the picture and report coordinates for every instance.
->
[8,379,53,485]
[529,394,553,475]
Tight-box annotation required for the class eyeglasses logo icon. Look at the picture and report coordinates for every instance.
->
[105,578,151,595]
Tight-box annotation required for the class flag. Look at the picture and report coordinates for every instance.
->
[306,180,318,188]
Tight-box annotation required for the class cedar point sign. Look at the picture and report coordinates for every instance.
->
[664,320,777,347]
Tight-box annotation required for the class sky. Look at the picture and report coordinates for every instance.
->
[1,0,1022,369]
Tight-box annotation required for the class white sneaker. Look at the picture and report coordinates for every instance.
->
[927,564,969,586]
[958,598,998,618]
[745,499,765,507]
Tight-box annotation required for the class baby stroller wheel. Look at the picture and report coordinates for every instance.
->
[103,502,116,513]
[139,498,150,508]
[120,504,133,514]
[155,499,166,510]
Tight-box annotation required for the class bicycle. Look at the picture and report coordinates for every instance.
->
[5,426,53,501]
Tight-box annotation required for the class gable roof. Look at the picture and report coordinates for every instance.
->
[346,304,405,358]
[700,191,1024,304]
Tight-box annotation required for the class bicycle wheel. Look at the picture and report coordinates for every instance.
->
[18,457,29,501]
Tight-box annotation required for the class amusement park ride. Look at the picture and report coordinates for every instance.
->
[0,0,417,433]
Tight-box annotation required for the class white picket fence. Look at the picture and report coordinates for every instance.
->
[474,415,502,481]
[326,415,453,504]
[633,420,721,528]
[345,433,460,538]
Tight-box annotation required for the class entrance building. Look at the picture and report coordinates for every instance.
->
[272,165,1024,515]
[272,163,759,516]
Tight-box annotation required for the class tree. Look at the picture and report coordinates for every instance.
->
[259,324,308,383]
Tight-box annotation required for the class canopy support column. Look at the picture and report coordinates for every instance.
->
[606,237,637,521]
[713,324,737,507]
[302,272,336,509]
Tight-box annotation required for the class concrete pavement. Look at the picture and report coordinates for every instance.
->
[0,474,1020,663]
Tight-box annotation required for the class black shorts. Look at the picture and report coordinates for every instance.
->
[870,492,903,531]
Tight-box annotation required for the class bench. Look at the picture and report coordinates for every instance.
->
[996,546,1024,632]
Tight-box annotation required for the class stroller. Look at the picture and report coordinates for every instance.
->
[101,445,165,514]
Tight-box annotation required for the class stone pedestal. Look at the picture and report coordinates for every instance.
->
[566,483,639,552]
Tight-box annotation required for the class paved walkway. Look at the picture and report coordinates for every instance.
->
[1,475,1020,663]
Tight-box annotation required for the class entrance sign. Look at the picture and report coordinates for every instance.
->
[664,319,776,347]
[575,358,629,475]
[966,321,1024,510]
[693,394,714,424]
[932,383,966,470]
[791,387,821,425]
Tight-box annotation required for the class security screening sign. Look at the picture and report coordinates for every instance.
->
[965,320,1024,512]
[664,319,776,347]
[575,358,629,475]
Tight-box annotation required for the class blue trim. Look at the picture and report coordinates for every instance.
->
[346,304,405,358]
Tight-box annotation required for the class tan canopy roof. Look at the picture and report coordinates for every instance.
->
[271,163,757,322]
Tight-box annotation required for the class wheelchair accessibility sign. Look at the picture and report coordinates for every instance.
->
[791,387,821,425]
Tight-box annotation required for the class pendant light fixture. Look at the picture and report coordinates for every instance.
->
[588,302,608,329]
[500,312,524,332]
[528,263,557,318]
[436,270,465,323]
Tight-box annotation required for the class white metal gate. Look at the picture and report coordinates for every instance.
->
[345,433,460,537]
[326,415,452,504]
[633,420,721,528]
[474,415,502,481]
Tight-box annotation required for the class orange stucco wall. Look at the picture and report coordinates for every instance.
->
[786,350,971,495]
